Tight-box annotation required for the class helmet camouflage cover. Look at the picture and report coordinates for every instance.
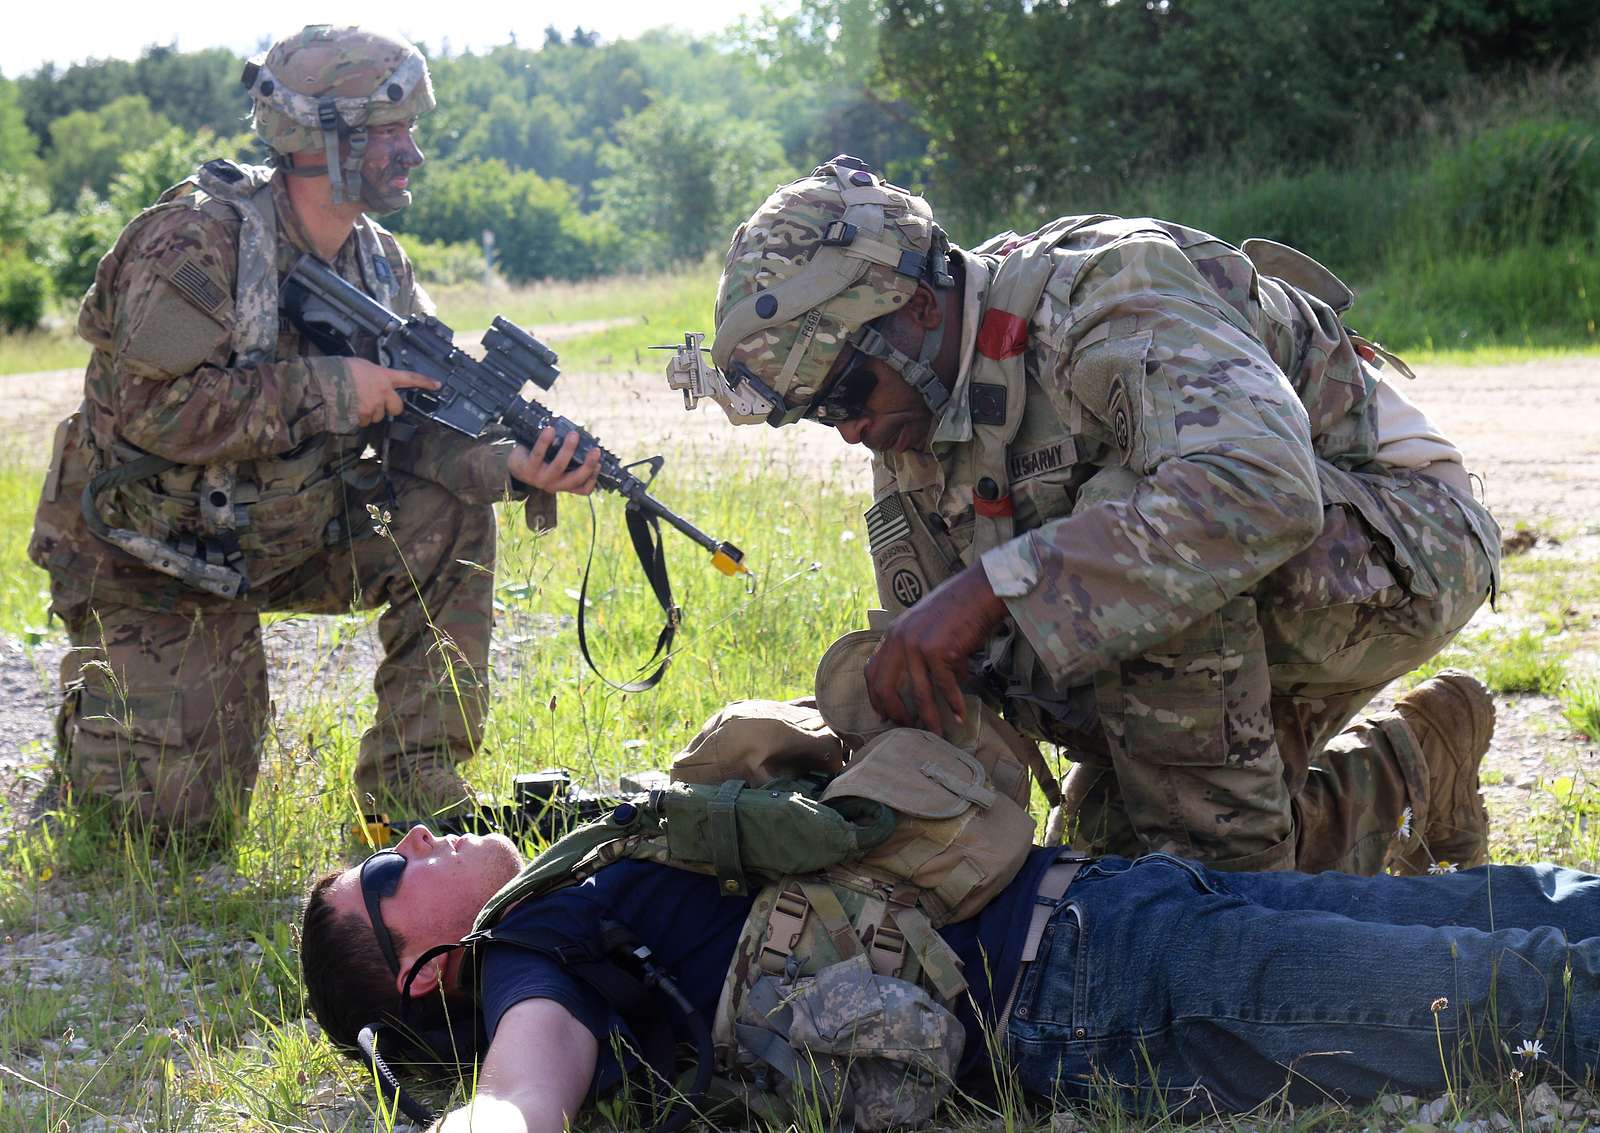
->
[245,25,435,155]
[711,157,945,425]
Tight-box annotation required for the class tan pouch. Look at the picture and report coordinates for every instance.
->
[41,412,82,504]
[822,729,1034,923]
[671,698,847,788]
[814,628,1036,808]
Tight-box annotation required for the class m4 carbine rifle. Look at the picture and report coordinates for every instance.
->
[280,254,747,690]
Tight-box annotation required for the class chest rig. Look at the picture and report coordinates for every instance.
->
[81,160,400,598]
[867,217,1111,701]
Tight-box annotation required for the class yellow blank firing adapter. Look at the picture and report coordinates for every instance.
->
[711,541,749,576]
[353,814,397,848]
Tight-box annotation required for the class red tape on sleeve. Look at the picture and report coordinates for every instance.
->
[973,493,1015,518]
[976,310,1029,360]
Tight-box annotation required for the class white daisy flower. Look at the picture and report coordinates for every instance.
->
[1427,860,1458,875]
[1513,1038,1545,1060]
[1396,806,1413,841]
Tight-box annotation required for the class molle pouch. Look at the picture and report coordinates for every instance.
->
[737,955,964,1131]
[821,729,1034,923]
[671,698,847,789]
[41,411,87,504]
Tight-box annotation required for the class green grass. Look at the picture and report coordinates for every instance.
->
[1562,676,1600,742]
[0,325,89,377]
[1356,242,1600,355]
[431,260,720,375]
[1407,523,1600,697]
[0,463,51,638]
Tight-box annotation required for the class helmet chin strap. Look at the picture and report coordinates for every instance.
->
[851,308,950,414]
[309,97,369,205]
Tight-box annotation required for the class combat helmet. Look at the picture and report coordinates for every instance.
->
[241,25,435,204]
[708,156,954,426]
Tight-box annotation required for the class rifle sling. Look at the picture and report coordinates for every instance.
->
[577,497,680,693]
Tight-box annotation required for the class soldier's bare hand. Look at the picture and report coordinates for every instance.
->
[508,427,602,496]
[345,358,440,425]
[866,564,1008,730]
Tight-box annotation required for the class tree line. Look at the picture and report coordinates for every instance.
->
[2,2,1598,332]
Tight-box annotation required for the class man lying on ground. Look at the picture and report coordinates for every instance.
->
[301,824,1599,1132]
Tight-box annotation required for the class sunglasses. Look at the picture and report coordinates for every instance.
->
[360,849,407,976]
[807,352,879,426]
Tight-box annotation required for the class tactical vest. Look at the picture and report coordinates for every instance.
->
[450,686,1040,1130]
[79,160,401,599]
[865,217,1114,729]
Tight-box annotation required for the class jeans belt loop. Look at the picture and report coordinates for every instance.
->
[997,851,1091,1032]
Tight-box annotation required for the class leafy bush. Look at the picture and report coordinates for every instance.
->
[1562,677,1600,742]
[1356,242,1597,350]
[0,250,52,332]
[1129,165,1413,282]
[395,160,608,282]
[1422,120,1600,250]
[56,189,123,302]
[394,236,491,288]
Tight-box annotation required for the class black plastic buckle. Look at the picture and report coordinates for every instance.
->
[895,249,927,278]
[820,221,858,247]
[316,99,341,131]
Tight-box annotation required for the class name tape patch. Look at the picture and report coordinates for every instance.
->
[1008,441,1071,483]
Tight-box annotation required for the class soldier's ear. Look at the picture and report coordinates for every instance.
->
[903,281,943,328]
[397,955,444,999]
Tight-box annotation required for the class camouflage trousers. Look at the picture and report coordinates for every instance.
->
[52,470,496,834]
[1045,461,1499,874]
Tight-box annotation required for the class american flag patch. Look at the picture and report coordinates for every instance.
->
[169,258,228,315]
[865,494,910,555]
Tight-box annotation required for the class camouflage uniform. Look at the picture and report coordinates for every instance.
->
[705,163,1500,874]
[865,219,1500,872]
[29,170,556,834]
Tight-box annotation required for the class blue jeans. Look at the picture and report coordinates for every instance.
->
[1005,854,1600,1112]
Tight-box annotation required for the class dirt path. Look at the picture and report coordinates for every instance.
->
[4,353,1598,851]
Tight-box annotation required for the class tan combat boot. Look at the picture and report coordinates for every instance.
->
[1390,669,1495,874]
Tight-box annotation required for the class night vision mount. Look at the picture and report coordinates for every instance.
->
[656,332,787,426]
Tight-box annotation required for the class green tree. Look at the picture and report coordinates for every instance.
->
[0,77,42,181]
[20,45,247,142]
[48,125,252,299]
[595,97,793,266]
[44,94,174,206]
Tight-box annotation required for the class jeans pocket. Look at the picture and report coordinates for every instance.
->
[1013,903,1085,1031]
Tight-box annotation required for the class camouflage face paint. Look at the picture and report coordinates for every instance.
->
[358,122,424,216]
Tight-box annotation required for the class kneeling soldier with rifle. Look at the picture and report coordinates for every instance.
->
[30,25,610,843]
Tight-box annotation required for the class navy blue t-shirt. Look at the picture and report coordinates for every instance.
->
[477,846,1064,1089]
